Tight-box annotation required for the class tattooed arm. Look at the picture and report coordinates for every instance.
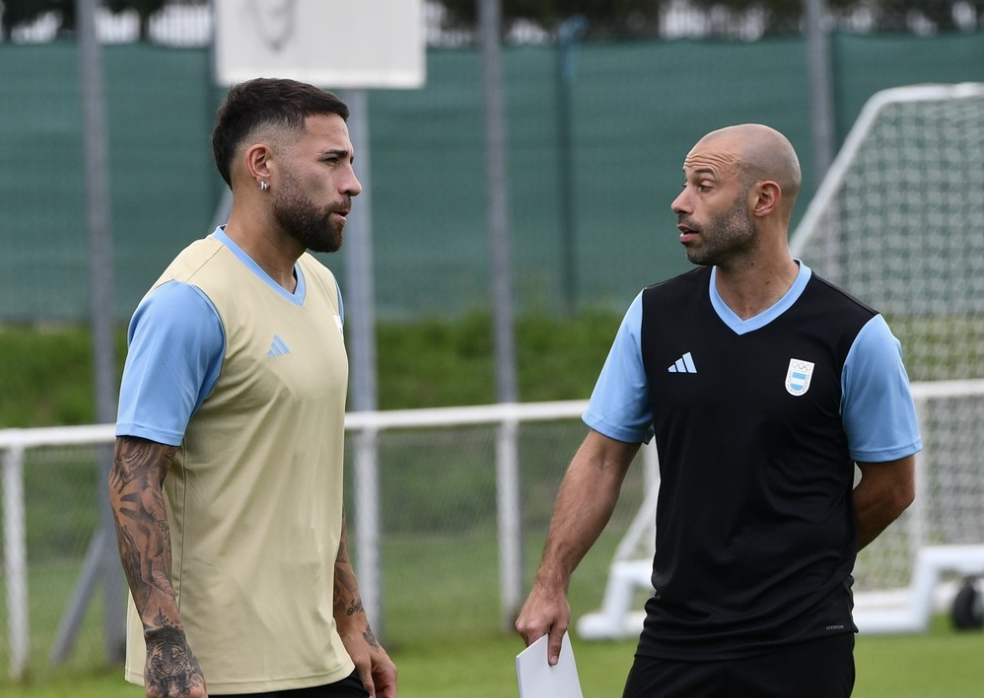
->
[334,512,398,698]
[109,436,207,698]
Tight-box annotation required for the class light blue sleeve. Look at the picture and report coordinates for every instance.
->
[115,281,225,446]
[841,315,923,462]
[582,292,654,444]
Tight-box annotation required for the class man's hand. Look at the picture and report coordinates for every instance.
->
[515,581,571,666]
[515,431,638,666]
[334,511,397,697]
[144,626,208,698]
[339,624,398,698]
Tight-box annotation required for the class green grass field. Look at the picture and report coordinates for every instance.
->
[13,531,982,697]
[3,549,982,697]
[3,320,984,696]
[3,618,982,698]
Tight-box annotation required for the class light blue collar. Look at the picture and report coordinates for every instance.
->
[709,261,811,335]
[212,227,306,305]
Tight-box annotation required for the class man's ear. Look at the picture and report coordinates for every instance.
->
[751,180,781,218]
[244,143,274,183]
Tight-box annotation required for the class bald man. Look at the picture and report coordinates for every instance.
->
[515,125,921,697]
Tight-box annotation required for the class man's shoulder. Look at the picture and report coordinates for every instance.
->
[642,267,709,303]
[155,236,227,286]
[803,271,880,320]
[643,267,711,294]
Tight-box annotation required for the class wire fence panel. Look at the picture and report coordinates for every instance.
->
[353,420,648,645]
[0,409,649,679]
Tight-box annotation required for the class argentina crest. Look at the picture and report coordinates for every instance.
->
[784,358,815,397]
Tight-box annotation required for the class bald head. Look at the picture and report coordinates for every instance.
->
[696,124,802,206]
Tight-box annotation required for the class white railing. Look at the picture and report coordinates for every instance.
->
[6,381,984,678]
[0,400,588,681]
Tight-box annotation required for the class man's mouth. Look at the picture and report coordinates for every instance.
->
[678,221,700,242]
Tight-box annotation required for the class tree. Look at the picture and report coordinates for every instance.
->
[433,0,984,37]
[105,0,166,41]
[1,0,74,41]
[0,0,166,42]
[438,0,665,38]
[684,0,857,32]
[870,0,984,32]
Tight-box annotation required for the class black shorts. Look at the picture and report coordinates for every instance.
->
[622,633,856,698]
[211,670,369,698]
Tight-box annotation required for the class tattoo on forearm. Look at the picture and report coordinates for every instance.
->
[111,441,204,696]
[334,512,366,618]
[144,623,205,697]
[109,438,178,618]
[333,510,382,656]
[333,564,365,617]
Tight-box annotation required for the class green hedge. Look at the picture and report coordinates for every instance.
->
[0,309,622,428]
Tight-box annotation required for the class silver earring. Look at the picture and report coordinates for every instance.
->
[259,181,269,191]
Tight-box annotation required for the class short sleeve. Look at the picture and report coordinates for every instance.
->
[841,315,923,462]
[115,281,225,446]
[583,292,654,444]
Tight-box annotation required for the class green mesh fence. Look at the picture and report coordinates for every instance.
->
[1,33,982,324]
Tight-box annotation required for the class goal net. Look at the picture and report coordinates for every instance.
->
[792,82,984,632]
[579,83,984,639]
[792,82,984,384]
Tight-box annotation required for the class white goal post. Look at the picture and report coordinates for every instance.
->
[579,82,984,639]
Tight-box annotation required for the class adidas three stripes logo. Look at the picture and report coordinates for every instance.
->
[667,351,697,374]
[267,334,291,358]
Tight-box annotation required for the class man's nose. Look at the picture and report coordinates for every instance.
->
[345,168,363,197]
[671,189,690,215]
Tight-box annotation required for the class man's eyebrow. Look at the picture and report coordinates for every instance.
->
[323,148,354,160]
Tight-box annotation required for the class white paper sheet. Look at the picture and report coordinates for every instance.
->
[516,631,584,698]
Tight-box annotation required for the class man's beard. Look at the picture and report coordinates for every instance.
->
[682,196,756,267]
[274,186,347,254]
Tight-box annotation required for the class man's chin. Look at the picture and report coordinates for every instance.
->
[684,248,710,267]
[310,241,342,254]
[297,230,343,254]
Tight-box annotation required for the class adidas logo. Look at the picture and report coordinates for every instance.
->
[267,334,291,358]
[667,351,697,374]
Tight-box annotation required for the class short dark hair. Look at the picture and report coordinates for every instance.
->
[211,77,350,187]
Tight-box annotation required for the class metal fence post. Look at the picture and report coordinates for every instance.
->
[495,417,523,631]
[2,444,29,681]
[353,427,383,637]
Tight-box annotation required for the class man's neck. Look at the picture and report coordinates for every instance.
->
[223,214,303,292]
[713,256,800,321]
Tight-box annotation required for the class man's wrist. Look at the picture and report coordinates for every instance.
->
[144,624,187,645]
[533,566,570,594]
